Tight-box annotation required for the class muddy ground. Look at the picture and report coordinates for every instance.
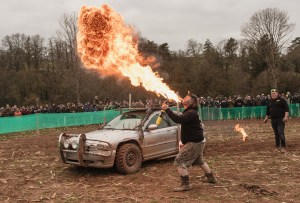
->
[0,118,299,203]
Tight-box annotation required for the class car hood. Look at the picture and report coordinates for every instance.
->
[84,129,139,143]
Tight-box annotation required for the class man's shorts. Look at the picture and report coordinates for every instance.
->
[174,141,205,169]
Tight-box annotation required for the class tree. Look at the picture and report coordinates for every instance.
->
[288,37,300,52]
[57,13,82,103]
[286,37,300,73]
[185,39,202,57]
[158,43,171,58]
[224,38,238,65]
[241,8,294,88]
[1,33,27,71]
[138,38,158,54]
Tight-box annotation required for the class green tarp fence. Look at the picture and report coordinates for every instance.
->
[0,104,299,134]
[0,110,121,134]
[198,104,300,120]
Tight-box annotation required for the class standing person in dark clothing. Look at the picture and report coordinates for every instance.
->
[234,96,244,107]
[161,94,216,192]
[264,89,289,153]
[244,96,253,107]
[220,97,228,108]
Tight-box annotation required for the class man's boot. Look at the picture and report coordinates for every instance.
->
[174,175,193,192]
[205,172,217,184]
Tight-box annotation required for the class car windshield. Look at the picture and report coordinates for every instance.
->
[103,111,147,130]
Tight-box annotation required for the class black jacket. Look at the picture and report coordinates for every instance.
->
[266,97,289,119]
[165,106,204,144]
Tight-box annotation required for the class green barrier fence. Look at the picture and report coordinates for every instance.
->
[0,110,121,134]
[198,104,300,120]
[0,104,299,134]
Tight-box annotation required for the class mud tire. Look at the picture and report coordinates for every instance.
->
[115,143,142,174]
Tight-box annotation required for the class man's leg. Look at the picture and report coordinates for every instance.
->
[200,163,217,184]
[271,119,280,149]
[173,167,192,192]
[278,119,286,151]
[194,142,217,184]
[174,144,194,192]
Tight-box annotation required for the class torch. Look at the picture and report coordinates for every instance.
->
[156,110,166,125]
[156,94,170,126]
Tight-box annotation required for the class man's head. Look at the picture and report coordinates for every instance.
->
[271,89,279,99]
[182,94,198,108]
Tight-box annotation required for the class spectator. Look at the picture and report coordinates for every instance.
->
[205,97,214,107]
[261,94,268,106]
[291,93,299,104]
[93,96,100,105]
[227,96,234,108]
[199,97,205,108]
[70,103,77,113]
[0,107,4,117]
[14,108,22,116]
[3,104,12,117]
[104,97,110,105]
[220,97,228,108]
[244,96,253,107]
[234,96,244,107]
[107,101,115,110]
[83,102,90,112]
[50,103,58,113]
[264,89,289,153]
[41,104,50,113]
[213,97,221,108]
[77,103,84,112]
[254,95,262,106]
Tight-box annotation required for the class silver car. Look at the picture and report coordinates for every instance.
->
[58,108,180,174]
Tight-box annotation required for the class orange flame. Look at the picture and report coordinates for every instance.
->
[77,5,180,102]
[235,124,248,141]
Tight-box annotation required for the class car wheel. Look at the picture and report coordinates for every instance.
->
[115,143,142,174]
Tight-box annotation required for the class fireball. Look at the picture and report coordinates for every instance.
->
[77,5,180,102]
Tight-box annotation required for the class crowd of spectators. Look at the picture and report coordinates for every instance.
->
[199,92,300,108]
[1,92,299,117]
[0,96,149,117]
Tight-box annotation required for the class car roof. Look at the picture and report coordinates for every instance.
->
[123,107,162,114]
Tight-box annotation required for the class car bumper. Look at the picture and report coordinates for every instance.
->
[62,149,116,168]
[59,133,116,168]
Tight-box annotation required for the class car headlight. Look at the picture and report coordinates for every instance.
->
[71,140,78,150]
[63,140,70,149]
[97,142,110,150]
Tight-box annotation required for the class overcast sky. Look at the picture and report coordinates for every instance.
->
[1,0,299,51]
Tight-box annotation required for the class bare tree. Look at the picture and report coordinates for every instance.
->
[1,33,27,71]
[185,39,203,57]
[241,8,294,88]
[57,13,82,103]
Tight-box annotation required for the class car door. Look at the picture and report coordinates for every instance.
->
[142,112,178,159]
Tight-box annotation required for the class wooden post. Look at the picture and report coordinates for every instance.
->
[129,93,132,109]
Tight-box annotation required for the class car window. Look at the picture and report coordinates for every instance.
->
[165,115,177,126]
[104,111,145,130]
[147,114,170,129]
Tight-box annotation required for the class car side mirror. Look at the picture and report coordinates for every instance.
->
[148,124,158,131]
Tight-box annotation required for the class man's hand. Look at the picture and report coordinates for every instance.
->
[283,117,288,122]
[263,118,268,123]
[179,141,184,150]
[161,102,169,111]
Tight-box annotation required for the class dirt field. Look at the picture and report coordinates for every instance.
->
[0,118,299,203]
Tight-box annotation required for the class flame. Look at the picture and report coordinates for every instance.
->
[77,5,180,102]
[235,124,248,141]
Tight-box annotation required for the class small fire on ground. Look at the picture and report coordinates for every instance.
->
[235,124,248,141]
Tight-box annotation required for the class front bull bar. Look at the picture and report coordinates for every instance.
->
[77,133,88,167]
[59,133,88,167]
